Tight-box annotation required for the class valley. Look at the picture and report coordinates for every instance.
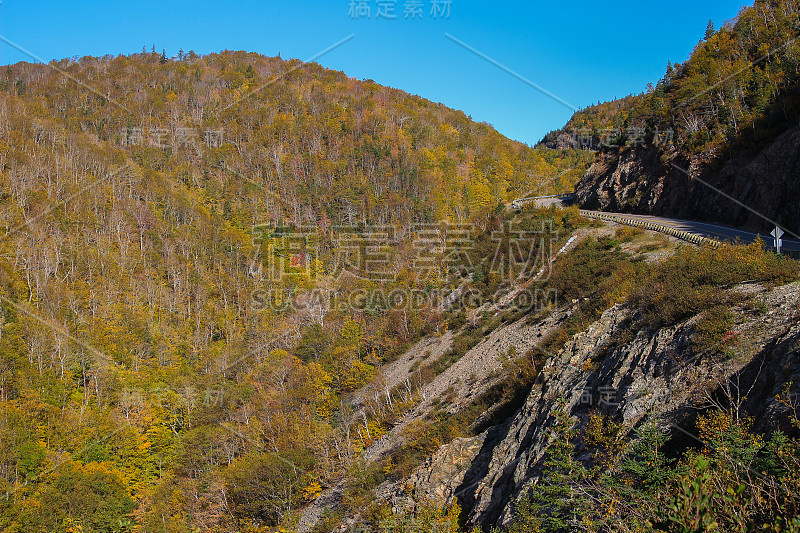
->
[1,0,800,531]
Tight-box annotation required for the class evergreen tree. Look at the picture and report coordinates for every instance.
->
[705,20,716,40]
[621,423,674,495]
[528,404,587,532]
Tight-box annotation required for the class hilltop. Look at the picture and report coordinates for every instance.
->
[544,0,800,234]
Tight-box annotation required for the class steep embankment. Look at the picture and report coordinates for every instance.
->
[295,215,800,531]
[573,121,800,234]
[561,0,800,234]
[394,280,800,528]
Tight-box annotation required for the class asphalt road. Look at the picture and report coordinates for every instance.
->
[600,212,800,253]
[519,197,800,253]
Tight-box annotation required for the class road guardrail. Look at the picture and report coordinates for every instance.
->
[511,196,720,247]
[577,210,721,248]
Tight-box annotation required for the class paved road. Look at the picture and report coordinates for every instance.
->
[600,212,800,253]
[517,197,800,253]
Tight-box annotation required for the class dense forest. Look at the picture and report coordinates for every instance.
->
[0,46,591,531]
[542,0,800,157]
[1,0,800,532]
[2,49,589,226]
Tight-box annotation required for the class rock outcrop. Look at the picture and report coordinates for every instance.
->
[394,281,800,529]
[574,122,800,236]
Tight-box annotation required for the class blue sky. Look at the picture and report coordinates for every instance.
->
[0,0,748,145]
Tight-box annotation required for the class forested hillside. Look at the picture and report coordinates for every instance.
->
[3,50,588,226]
[546,0,800,153]
[549,0,800,233]
[0,50,591,531]
[2,2,800,531]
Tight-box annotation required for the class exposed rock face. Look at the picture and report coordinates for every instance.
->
[396,282,800,529]
[574,122,800,235]
[298,305,575,532]
[408,433,488,503]
[362,305,574,464]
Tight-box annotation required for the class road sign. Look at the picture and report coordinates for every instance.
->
[771,227,784,254]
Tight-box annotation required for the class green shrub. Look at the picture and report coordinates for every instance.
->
[692,305,734,354]
[615,225,644,242]
[631,242,798,329]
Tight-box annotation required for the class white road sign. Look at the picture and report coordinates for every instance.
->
[771,227,784,253]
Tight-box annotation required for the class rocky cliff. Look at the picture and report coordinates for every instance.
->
[390,281,800,529]
[573,121,800,236]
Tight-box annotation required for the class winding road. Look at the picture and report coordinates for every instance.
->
[513,195,800,253]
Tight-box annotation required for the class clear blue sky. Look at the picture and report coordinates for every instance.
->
[0,0,748,145]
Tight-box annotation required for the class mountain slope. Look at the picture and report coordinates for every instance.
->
[2,50,589,227]
[419,280,800,528]
[0,51,594,531]
[558,0,800,233]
